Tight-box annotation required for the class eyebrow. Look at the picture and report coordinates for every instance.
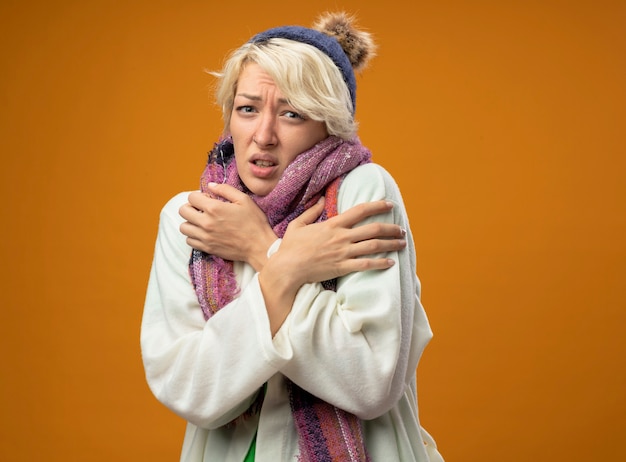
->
[236,93,290,105]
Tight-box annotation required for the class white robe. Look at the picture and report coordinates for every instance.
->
[141,163,444,461]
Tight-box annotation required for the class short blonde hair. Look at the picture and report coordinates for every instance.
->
[212,38,357,140]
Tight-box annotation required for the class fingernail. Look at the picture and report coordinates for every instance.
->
[400,227,407,237]
[208,182,217,187]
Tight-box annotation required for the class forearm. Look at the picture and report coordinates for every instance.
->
[258,246,305,336]
[246,232,279,272]
[142,266,291,428]
[279,253,413,419]
[141,194,289,427]
[277,164,428,419]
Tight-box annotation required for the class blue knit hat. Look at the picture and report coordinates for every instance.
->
[249,26,357,112]
[248,13,376,115]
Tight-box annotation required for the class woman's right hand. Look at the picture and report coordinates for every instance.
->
[179,183,277,271]
[259,197,407,335]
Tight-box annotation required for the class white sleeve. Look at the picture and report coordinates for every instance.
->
[279,164,433,420]
[140,192,292,429]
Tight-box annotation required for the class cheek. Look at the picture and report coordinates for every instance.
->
[307,123,328,144]
[295,125,327,151]
[228,115,249,142]
[301,131,326,153]
[232,141,247,170]
[234,149,247,170]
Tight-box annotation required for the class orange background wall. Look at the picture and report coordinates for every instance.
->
[1,0,624,460]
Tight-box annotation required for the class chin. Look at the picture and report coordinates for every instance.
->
[246,182,274,197]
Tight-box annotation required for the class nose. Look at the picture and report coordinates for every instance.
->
[253,113,278,148]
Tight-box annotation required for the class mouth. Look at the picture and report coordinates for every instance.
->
[248,156,279,179]
[253,159,276,168]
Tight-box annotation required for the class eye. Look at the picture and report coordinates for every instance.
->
[235,105,256,114]
[283,110,305,120]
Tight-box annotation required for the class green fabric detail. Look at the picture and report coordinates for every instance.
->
[244,432,257,462]
[244,384,265,461]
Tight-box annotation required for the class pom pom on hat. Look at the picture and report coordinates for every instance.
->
[312,11,376,72]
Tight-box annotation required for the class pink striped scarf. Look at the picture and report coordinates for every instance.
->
[189,135,372,461]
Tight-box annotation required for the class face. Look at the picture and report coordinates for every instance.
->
[228,63,328,196]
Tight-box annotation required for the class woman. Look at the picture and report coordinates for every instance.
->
[141,11,443,462]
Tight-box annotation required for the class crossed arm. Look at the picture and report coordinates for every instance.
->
[179,182,407,335]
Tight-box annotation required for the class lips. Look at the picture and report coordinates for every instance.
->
[253,159,276,167]
[249,155,279,179]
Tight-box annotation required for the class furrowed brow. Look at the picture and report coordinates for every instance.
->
[236,93,262,101]
[236,93,290,105]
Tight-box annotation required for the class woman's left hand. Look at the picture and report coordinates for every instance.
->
[179,183,277,271]
[259,197,407,335]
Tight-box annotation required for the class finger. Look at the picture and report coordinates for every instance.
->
[334,256,396,277]
[185,236,210,254]
[330,200,394,228]
[347,238,407,258]
[348,222,407,242]
[187,191,213,209]
[180,220,205,240]
[179,203,197,222]
[291,197,326,227]
[206,182,249,204]
[185,191,231,221]
[178,203,203,225]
